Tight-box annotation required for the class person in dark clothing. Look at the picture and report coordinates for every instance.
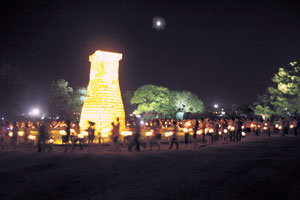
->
[169,120,179,150]
[193,119,199,148]
[235,118,243,142]
[37,122,47,152]
[87,121,95,152]
[63,120,71,153]
[128,116,141,152]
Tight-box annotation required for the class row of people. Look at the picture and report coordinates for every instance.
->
[0,116,298,152]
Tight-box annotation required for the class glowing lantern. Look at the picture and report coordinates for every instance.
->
[8,131,13,137]
[230,127,235,131]
[78,134,84,139]
[279,126,282,130]
[186,122,191,126]
[197,129,203,135]
[59,130,67,135]
[189,128,193,132]
[258,125,261,128]
[250,124,254,128]
[218,131,222,135]
[275,124,279,128]
[165,132,173,137]
[28,135,36,140]
[223,129,228,133]
[242,126,245,129]
[18,131,24,136]
[204,128,208,134]
[102,133,108,138]
[242,132,246,136]
[209,129,214,133]
[228,125,232,130]
[49,138,54,143]
[121,131,132,136]
[82,131,88,136]
[80,50,125,133]
[263,127,268,130]
[290,125,294,129]
[183,128,188,133]
[146,132,152,136]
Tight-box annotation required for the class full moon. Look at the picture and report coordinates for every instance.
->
[152,16,166,30]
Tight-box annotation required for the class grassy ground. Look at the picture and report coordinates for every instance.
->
[0,135,300,200]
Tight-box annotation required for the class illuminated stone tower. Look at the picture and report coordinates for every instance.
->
[80,50,125,132]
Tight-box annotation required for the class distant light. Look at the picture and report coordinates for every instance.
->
[214,104,219,109]
[32,108,40,116]
[1,117,4,120]
[152,16,166,30]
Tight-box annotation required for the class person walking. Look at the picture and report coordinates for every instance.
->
[150,119,162,150]
[0,121,7,149]
[72,121,83,151]
[169,120,179,150]
[128,116,141,152]
[37,122,47,152]
[87,121,95,152]
[111,118,121,152]
[193,119,199,148]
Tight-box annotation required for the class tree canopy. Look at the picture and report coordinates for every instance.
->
[254,61,300,117]
[130,84,204,119]
[48,79,86,120]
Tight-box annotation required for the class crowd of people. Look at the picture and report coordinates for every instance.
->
[0,116,298,153]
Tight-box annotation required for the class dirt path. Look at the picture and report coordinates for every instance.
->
[0,136,299,200]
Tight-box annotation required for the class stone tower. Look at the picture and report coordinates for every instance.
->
[80,50,125,133]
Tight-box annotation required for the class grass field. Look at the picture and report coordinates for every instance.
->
[0,135,300,200]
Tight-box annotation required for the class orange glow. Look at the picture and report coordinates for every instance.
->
[165,132,173,137]
[80,50,125,133]
[121,131,132,136]
[275,124,279,128]
[78,134,84,139]
[242,132,246,136]
[49,138,54,143]
[18,131,24,136]
[241,126,244,129]
[197,129,203,135]
[82,131,88,136]
[59,130,67,135]
[223,129,228,133]
[28,135,36,140]
[250,124,254,128]
[263,127,267,130]
[8,131,13,137]
[209,128,214,133]
[183,128,188,132]
[185,122,191,126]
[146,132,152,136]
[290,125,294,129]
[230,127,235,131]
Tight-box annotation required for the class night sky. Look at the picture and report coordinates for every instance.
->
[1,0,300,114]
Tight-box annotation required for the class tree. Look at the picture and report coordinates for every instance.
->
[131,84,170,119]
[69,87,87,120]
[170,90,204,114]
[254,61,300,117]
[0,64,25,119]
[130,85,205,120]
[48,79,73,119]
[122,90,136,118]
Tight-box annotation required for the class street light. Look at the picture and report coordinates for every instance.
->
[214,104,219,109]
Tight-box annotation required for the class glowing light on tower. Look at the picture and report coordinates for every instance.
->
[79,50,125,132]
